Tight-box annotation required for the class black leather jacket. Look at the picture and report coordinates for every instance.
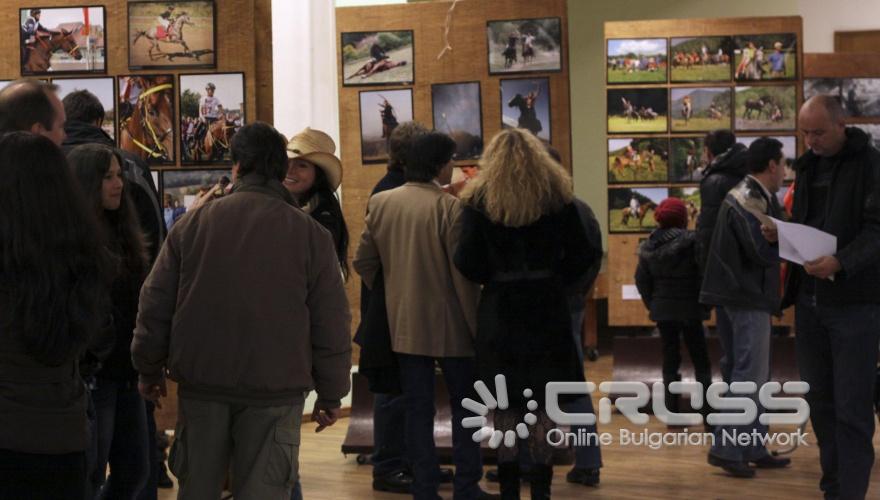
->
[696,143,748,270]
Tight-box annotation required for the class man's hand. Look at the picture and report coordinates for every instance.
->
[804,255,841,280]
[138,380,167,409]
[311,401,341,433]
[761,224,778,243]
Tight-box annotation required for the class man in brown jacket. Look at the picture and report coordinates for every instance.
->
[354,132,494,500]
[132,122,352,500]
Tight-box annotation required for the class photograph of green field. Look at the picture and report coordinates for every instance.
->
[607,88,668,134]
[734,85,796,131]
[669,186,701,229]
[607,38,667,84]
[670,36,732,83]
[608,138,668,183]
[669,137,708,182]
[608,187,667,233]
[733,34,797,81]
[671,87,732,132]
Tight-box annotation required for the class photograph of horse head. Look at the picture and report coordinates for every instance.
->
[342,31,413,86]
[606,38,667,84]
[128,1,216,70]
[740,135,797,181]
[162,168,231,230]
[19,7,106,76]
[607,88,668,134]
[53,77,115,140]
[734,85,797,131]
[733,33,797,81]
[117,75,176,164]
[487,17,561,75]
[670,36,732,82]
[671,87,732,132]
[607,138,668,184]
[668,186,701,229]
[608,187,667,233]
[359,88,413,164]
[432,82,483,160]
[179,73,244,164]
[500,78,551,142]
[669,137,709,182]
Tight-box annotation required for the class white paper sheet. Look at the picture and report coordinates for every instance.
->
[769,217,837,266]
[622,284,642,301]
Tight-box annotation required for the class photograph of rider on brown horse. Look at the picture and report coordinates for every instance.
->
[117,75,176,164]
[609,187,667,233]
[487,17,561,75]
[128,1,216,70]
[359,88,413,164]
[342,31,413,86]
[500,77,551,142]
[670,36,732,83]
[179,72,244,164]
[19,7,105,75]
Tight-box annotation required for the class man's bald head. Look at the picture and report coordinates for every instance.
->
[0,79,66,146]
[799,95,847,157]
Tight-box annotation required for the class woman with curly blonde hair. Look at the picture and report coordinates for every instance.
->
[455,128,601,500]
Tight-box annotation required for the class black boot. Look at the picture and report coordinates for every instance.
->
[695,371,714,432]
[663,374,681,427]
[498,462,520,500]
[529,464,552,500]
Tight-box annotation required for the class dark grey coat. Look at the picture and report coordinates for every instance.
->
[635,228,708,322]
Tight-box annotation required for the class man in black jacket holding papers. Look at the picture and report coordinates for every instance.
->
[785,95,880,500]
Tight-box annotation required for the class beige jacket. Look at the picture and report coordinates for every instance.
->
[353,182,479,357]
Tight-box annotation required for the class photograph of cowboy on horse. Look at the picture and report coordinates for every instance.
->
[19,7,105,75]
[128,1,216,69]
[180,73,244,163]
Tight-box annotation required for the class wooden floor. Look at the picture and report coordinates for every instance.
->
[159,353,880,499]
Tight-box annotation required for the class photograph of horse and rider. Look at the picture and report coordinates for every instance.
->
[607,87,668,133]
[359,88,413,163]
[734,85,797,131]
[128,1,216,69]
[670,87,732,132]
[804,77,880,118]
[19,7,105,75]
[432,82,484,160]
[487,17,562,75]
[607,137,668,184]
[670,36,732,83]
[606,38,667,84]
[54,77,115,140]
[180,73,244,164]
[733,33,797,81]
[669,137,709,183]
[341,31,413,86]
[118,75,176,164]
[609,187,667,233]
[500,77,551,142]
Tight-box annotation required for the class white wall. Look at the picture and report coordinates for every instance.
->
[799,0,880,52]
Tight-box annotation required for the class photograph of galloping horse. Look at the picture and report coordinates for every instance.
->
[19,7,106,75]
[128,1,216,69]
[118,75,176,164]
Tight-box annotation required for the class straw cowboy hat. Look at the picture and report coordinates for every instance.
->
[286,127,342,191]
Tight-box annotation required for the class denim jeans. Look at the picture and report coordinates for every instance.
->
[715,306,735,384]
[795,295,880,500]
[370,392,407,477]
[90,378,150,500]
[710,306,771,463]
[397,354,482,500]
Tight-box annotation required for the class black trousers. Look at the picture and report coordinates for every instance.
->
[0,448,86,500]
[657,320,712,382]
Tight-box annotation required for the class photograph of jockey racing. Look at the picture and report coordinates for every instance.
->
[128,1,215,69]
[180,73,244,164]
[19,7,105,75]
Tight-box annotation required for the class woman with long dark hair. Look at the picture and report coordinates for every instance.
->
[0,132,112,498]
[67,143,151,499]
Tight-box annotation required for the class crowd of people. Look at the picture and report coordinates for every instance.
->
[0,76,877,500]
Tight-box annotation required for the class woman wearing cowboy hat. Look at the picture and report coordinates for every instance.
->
[284,127,350,281]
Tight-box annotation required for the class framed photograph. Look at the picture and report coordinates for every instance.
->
[669,137,708,183]
[52,77,116,140]
[117,75,176,164]
[608,187,667,233]
[668,186,701,229]
[606,38,667,84]
[859,124,880,150]
[432,82,483,160]
[733,34,797,81]
[670,36,732,83]
[607,137,668,184]
[607,88,668,134]
[487,17,562,75]
[161,168,231,229]
[734,85,797,131]
[740,135,797,181]
[840,79,880,118]
[179,73,245,164]
[128,1,216,70]
[500,78,551,142]
[19,7,106,76]
[804,78,842,102]
[341,31,413,86]
[670,87,732,132]
[359,88,413,164]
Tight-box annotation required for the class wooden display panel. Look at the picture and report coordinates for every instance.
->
[804,52,880,126]
[336,0,571,339]
[605,16,803,327]
[834,30,880,53]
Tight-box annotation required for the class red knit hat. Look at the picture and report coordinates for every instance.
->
[654,197,688,229]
